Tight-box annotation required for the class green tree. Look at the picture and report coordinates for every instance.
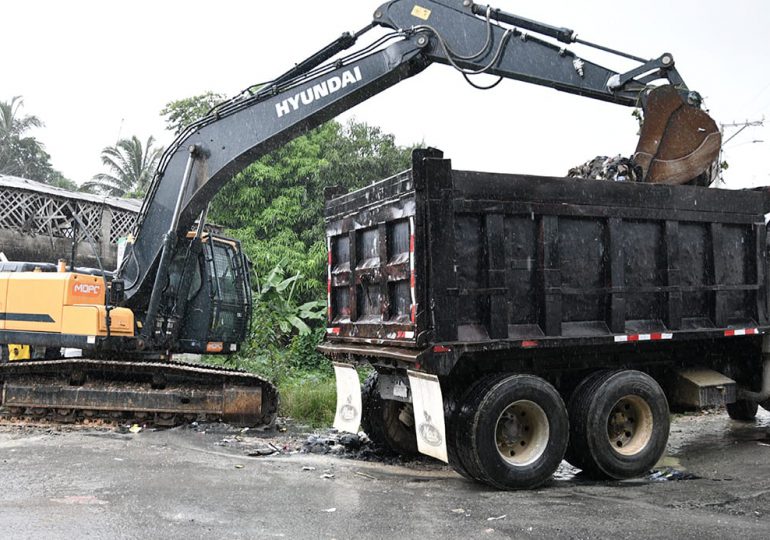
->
[82,135,163,198]
[0,96,75,188]
[160,91,225,135]
[161,93,418,378]
[212,119,417,375]
[210,119,418,302]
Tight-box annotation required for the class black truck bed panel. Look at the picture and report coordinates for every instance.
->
[324,150,770,352]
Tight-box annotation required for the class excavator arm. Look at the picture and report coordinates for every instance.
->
[119,0,720,343]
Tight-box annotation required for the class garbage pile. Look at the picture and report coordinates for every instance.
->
[568,155,642,182]
[302,432,367,455]
[301,430,431,464]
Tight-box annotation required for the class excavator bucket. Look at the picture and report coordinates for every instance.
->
[633,85,722,185]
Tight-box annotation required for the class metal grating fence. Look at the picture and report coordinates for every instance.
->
[0,175,141,244]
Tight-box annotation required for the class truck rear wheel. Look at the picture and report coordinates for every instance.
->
[360,372,418,455]
[454,374,569,490]
[567,370,669,479]
[726,399,758,421]
[723,362,759,420]
[445,374,504,481]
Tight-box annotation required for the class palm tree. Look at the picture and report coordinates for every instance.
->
[0,96,51,179]
[83,135,163,198]
[0,96,42,137]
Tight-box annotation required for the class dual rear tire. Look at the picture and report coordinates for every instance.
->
[448,370,670,488]
[449,374,569,490]
[366,368,671,489]
[566,370,670,479]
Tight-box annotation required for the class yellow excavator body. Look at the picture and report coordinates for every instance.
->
[0,272,134,337]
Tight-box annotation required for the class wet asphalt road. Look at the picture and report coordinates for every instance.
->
[1,409,769,540]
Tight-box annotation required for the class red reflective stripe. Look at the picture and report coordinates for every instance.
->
[521,340,538,348]
[724,328,759,336]
[410,274,416,288]
[616,333,673,343]
[410,235,415,253]
[432,345,451,353]
[411,304,416,323]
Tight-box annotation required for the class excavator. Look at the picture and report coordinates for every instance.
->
[0,0,720,425]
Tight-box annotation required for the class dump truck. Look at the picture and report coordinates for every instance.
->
[320,148,770,489]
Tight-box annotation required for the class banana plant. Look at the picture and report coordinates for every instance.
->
[256,264,325,336]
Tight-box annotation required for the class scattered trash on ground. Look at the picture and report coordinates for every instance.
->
[647,467,699,482]
[487,515,506,521]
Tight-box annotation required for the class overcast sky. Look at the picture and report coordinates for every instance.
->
[3,0,769,189]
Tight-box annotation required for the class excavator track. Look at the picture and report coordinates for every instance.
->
[0,359,279,427]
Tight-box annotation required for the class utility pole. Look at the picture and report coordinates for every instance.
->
[715,118,765,186]
[721,118,764,146]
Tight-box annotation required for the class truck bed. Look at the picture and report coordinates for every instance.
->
[321,149,770,367]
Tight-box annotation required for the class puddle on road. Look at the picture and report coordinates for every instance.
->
[672,408,770,454]
[551,409,770,485]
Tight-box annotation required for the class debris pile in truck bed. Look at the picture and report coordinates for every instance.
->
[568,155,642,182]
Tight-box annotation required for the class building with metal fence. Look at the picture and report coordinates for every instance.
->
[0,174,141,270]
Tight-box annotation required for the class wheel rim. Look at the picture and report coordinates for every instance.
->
[495,400,550,466]
[607,395,654,456]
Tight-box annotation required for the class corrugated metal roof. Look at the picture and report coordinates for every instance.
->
[0,174,142,212]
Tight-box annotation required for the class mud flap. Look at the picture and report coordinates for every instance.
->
[332,363,362,434]
[407,370,448,463]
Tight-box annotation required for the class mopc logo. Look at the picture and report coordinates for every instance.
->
[73,283,102,295]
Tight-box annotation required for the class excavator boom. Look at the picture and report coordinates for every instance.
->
[122,2,721,326]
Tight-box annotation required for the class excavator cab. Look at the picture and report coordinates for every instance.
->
[167,234,252,354]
